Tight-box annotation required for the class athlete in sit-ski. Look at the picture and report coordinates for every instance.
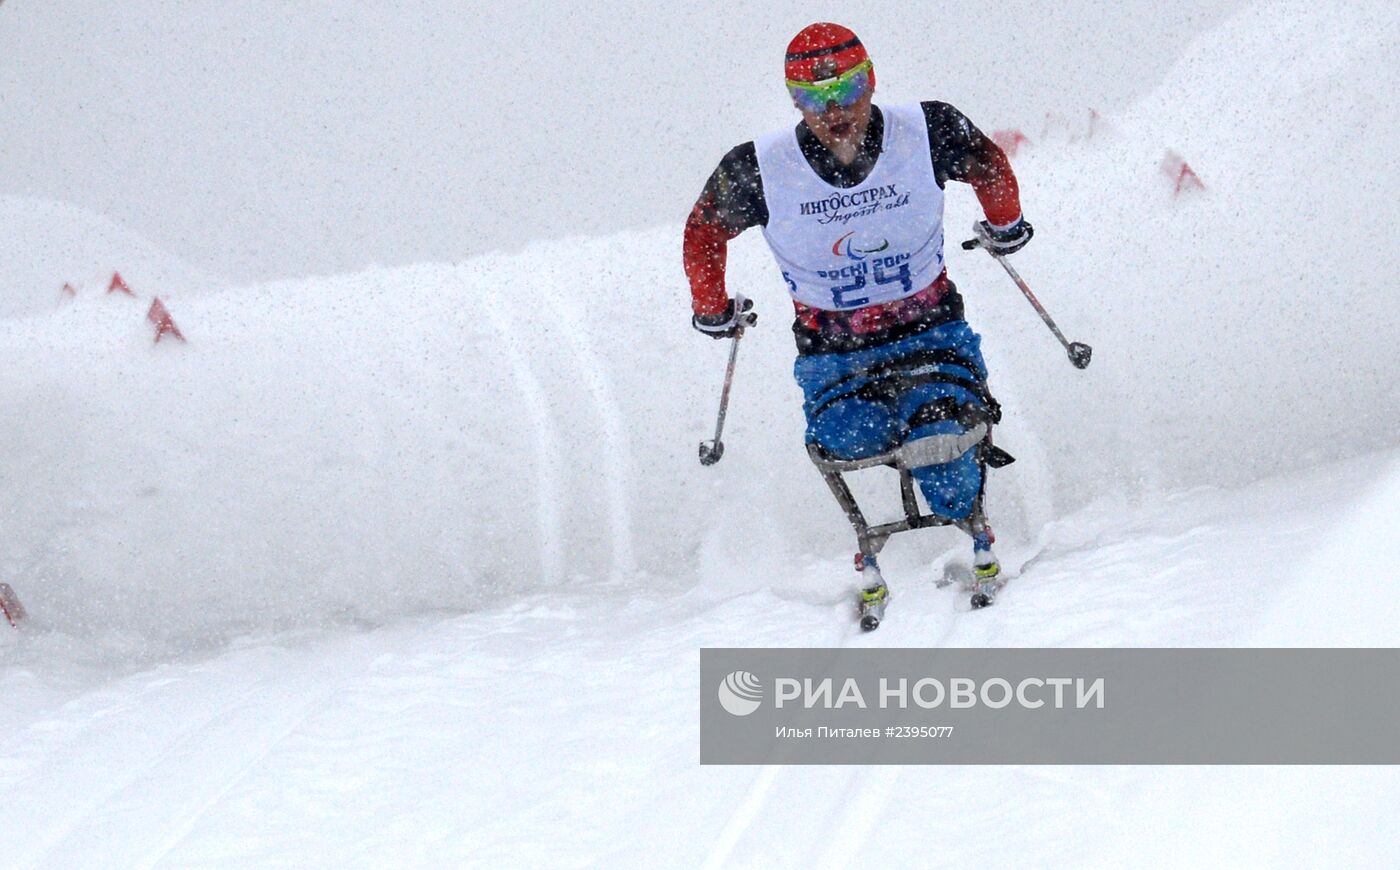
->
[683,22,1034,613]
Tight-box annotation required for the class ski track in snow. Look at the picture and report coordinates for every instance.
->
[535,277,639,579]
[2,640,372,869]
[8,668,280,867]
[700,764,782,870]
[479,288,566,584]
[2,448,1399,865]
[813,765,902,869]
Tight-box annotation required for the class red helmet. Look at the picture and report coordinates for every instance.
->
[784,22,874,88]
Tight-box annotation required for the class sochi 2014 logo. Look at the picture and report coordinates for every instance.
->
[718,671,764,716]
[832,231,890,261]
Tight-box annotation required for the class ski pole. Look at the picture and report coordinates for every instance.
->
[698,298,747,466]
[962,237,1092,370]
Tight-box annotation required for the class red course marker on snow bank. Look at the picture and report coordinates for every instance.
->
[108,271,135,296]
[991,129,1031,159]
[0,583,26,627]
[1161,150,1206,197]
[147,297,186,343]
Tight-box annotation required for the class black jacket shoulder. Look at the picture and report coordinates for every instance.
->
[919,101,997,187]
[696,141,768,232]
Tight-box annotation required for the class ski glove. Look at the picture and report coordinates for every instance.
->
[975,217,1034,256]
[692,296,756,339]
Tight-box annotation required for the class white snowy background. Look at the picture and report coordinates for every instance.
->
[2,0,1400,867]
[2,0,1244,283]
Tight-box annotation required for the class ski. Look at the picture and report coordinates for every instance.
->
[857,581,889,632]
[854,552,890,631]
[970,562,1003,609]
[941,561,1006,609]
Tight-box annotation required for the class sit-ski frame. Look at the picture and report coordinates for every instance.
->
[805,443,992,568]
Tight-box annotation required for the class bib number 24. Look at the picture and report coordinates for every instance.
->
[831,262,912,309]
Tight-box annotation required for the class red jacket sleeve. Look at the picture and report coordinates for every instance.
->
[683,195,738,317]
[683,143,768,317]
[967,142,1022,227]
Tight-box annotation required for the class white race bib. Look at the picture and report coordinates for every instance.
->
[755,103,946,311]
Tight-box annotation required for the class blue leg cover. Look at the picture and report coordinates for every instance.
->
[795,321,991,520]
[804,397,902,460]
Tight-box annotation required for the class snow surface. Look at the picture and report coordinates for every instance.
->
[2,452,1398,867]
[2,0,1399,866]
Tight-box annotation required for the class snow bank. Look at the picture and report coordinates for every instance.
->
[2,0,1396,653]
[0,228,862,655]
[993,0,1400,507]
[0,196,222,320]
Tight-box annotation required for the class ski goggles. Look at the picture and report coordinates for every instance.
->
[786,60,873,113]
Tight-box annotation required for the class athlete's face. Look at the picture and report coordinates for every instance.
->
[798,87,874,163]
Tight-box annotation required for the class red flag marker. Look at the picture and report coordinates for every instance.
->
[0,583,25,627]
[1174,163,1205,196]
[991,129,1031,159]
[147,297,186,343]
[1161,150,1206,197]
[108,272,134,296]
